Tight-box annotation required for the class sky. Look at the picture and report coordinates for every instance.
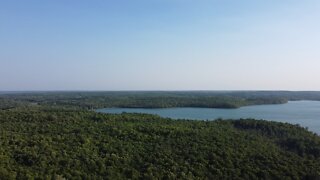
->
[1,0,320,91]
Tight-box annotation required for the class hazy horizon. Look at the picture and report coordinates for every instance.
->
[1,90,320,93]
[1,0,320,91]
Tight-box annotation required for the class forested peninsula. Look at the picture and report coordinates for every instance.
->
[2,91,320,110]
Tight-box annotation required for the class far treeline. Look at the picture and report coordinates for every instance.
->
[1,91,320,110]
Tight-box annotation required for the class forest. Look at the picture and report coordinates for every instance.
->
[3,90,320,110]
[0,92,320,179]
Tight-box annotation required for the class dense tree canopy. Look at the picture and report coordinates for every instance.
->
[0,91,302,109]
[1,91,320,179]
[0,108,319,179]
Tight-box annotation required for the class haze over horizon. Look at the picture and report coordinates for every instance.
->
[1,0,320,91]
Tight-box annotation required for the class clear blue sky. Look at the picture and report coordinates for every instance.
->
[1,0,319,91]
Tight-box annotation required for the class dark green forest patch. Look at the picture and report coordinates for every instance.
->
[0,109,319,179]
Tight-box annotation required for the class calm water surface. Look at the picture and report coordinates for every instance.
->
[97,101,320,134]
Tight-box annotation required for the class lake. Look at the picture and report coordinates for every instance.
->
[97,100,320,134]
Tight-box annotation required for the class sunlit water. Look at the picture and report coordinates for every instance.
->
[97,101,320,134]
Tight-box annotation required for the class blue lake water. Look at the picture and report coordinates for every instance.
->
[97,101,320,134]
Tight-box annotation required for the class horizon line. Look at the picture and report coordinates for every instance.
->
[1,90,320,92]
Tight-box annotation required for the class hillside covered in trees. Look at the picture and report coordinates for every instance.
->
[0,92,320,179]
[0,107,319,179]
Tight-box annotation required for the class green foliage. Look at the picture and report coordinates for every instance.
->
[0,91,296,109]
[0,109,319,179]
